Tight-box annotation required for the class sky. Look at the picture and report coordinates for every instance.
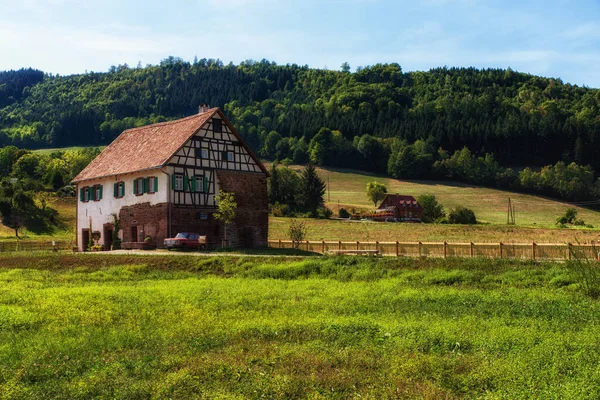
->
[1,0,599,87]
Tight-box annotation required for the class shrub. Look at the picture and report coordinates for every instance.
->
[556,208,578,225]
[417,194,445,223]
[288,219,308,248]
[338,208,350,218]
[316,207,333,219]
[271,202,291,217]
[448,206,477,224]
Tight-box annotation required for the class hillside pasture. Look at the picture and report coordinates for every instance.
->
[0,254,599,399]
[289,165,600,228]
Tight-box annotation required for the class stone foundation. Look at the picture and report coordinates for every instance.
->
[119,202,169,248]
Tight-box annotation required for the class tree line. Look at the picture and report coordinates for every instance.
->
[0,58,599,201]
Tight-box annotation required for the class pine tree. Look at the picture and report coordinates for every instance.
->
[299,164,325,214]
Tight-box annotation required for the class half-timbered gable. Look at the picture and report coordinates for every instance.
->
[73,106,268,251]
[167,113,264,207]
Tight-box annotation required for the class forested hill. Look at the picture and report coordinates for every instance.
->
[1,58,599,171]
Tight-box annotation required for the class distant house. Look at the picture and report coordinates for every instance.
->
[72,105,269,250]
[374,194,423,222]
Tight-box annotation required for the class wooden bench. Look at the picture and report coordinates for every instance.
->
[326,249,380,256]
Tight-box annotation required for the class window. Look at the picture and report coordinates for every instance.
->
[212,118,222,133]
[80,186,90,202]
[148,176,158,193]
[195,148,209,159]
[193,176,204,192]
[134,178,145,195]
[114,181,125,198]
[173,174,184,191]
[93,185,103,201]
[222,151,233,161]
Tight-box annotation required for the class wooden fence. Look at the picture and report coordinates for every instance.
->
[0,241,69,253]
[268,240,600,261]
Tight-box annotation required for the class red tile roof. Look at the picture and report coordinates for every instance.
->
[377,194,422,210]
[72,108,267,183]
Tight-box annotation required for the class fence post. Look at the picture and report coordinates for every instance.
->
[499,242,503,259]
[375,241,378,253]
[278,239,281,249]
[306,240,309,251]
[396,241,399,257]
[470,242,474,258]
[418,242,422,258]
[567,242,571,260]
[443,241,447,259]
[339,241,341,251]
[356,241,359,250]
[322,241,325,254]
[532,241,536,260]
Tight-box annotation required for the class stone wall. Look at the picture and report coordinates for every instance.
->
[119,202,169,247]
[217,171,269,248]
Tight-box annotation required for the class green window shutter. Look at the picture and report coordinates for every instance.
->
[183,176,189,192]
[113,183,118,197]
[191,176,197,192]
[133,179,137,195]
[121,182,125,197]
[171,174,176,190]
[203,176,209,193]
[80,188,84,202]
[142,178,148,194]
[154,177,158,192]
[99,185,103,200]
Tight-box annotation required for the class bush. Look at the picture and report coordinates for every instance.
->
[288,219,308,248]
[417,194,445,223]
[448,207,477,224]
[316,207,333,219]
[556,208,578,225]
[338,208,350,218]
[271,202,291,217]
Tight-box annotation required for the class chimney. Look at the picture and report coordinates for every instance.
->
[198,104,210,114]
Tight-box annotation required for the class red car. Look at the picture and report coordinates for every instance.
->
[164,232,206,250]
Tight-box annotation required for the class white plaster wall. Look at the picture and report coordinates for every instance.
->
[76,170,168,249]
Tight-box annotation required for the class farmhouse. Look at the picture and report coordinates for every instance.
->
[72,106,269,250]
[374,194,423,222]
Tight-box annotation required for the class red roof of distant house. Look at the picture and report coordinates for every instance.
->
[72,108,267,183]
[377,194,422,210]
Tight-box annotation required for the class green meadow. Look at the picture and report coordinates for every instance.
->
[1,254,599,399]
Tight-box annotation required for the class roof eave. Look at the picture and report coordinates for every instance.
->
[71,165,164,185]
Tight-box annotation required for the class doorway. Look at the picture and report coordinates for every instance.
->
[104,224,114,250]
[130,226,138,242]
[81,229,90,251]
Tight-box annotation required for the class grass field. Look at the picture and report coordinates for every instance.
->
[276,164,600,228]
[269,217,600,243]
[1,253,599,398]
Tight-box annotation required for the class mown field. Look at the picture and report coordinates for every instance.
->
[269,217,600,243]
[278,164,600,228]
[1,253,599,399]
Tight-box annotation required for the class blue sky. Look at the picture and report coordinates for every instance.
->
[1,0,599,87]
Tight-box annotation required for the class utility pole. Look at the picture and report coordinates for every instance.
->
[507,198,515,225]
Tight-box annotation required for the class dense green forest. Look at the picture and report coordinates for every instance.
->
[1,58,599,201]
